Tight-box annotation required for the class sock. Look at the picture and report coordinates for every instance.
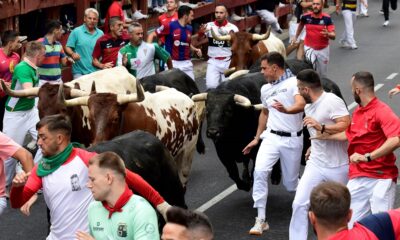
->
[257,207,266,221]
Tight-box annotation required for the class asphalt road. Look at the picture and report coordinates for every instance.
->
[1,0,400,239]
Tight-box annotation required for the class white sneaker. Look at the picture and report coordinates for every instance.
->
[249,217,269,235]
[350,44,358,49]
[383,20,390,26]
[153,6,166,13]
[339,39,350,48]
[132,10,149,20]
[231,13,245,21]
[179,1,198,8]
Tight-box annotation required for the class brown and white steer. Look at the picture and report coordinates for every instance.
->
[1,67,143,146]
[64,87,201,186]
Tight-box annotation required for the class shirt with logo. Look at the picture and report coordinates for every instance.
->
[301,12,335,50]
[0,48,20,97]
[117,42,170,79]
[158,12,179,45]
[6,60,39,112]
[345,97,400,181]
[37,37,66,81]
[88,195,159,240]
[261,74,304,133]
[156,20,192,61]
[204,20,238,58]
[92,33,130,66]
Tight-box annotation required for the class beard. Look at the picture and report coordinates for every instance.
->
[353,92,361,105]
[302,93,312,104]
[313,8,321,14]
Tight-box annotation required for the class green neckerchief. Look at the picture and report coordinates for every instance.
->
[37,143,73,177]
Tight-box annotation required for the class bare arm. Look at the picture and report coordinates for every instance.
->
[303,115,350,135]
[166,57,173,69]
[293,22,305,43]
[12,148,33,173]
[92,58,113,69]
[65,46,81,61]
[350,136,400,163]
[242,108,268,154]
[147,31,158,43]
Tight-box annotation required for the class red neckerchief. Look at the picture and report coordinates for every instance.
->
[214,20,228,27]
[101,185,133,219]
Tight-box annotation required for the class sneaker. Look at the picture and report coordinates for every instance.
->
[350,44,358,49]
[132,10,149,20]
[383,20,390,26]
[153,6,165,13]
[339,40,351,48]
[379,9,384,14]
[249,217,269,235]
[179,1,198,8]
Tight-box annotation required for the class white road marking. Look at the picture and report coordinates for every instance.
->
[386,73,398,80]
[347,84,385,110]
[196,184,237,212]
[196,84,388,212]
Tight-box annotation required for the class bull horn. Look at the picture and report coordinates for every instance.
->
[253,104,263,111]
[117,93,141,105]
[135,78,145,102]
[211,28,231,41]
[191,93,208,102]
[155,85,170,92]
[234,94,251,107]
[64,96,90,106]
[252,25,271,41]
[70,89,89,97]
[1,79,39,98]
[224,67,236,77]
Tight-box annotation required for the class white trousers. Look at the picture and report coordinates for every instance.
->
[289,161,349,240]
[205,58,231,89]
[256,10,282,31]
[252,131,303,211]
[172,60,195,80]
[358,0,368,14]
[347,177,396,228]
[340,10,357,47]
[304,45,329,78]
[3,108,42,187]
[289,22,306,42]
[0,196,6,216]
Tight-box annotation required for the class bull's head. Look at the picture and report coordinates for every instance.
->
[62,80,145,144]
[211,26,271,72]
[192,92,252,140]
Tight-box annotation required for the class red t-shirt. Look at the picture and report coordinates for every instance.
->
[328,223,378,240]
[92,33,130,66]
[301,12,335,50]
[0,48,20,97]
[104,1,125,34]
[158,12,179,45]
[346,97,400,180]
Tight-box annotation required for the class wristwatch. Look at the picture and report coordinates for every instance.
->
[321,124,326,134]
[364,153,372,162]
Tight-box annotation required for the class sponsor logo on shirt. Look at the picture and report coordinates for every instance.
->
[93,222,104,231]
[145,223,155,234]
[174,40,189,46]
[117,223,128,237]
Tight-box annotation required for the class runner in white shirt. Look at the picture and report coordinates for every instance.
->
[198,4,238,89]
[289,69,350,240]
[242,52,306,236]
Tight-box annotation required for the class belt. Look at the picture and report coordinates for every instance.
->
[213,57,228,60]
[270,129,302,137]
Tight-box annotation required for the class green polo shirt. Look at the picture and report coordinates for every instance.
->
[6,61,39,111]
[88,195,159,240]
[66,24,103,75]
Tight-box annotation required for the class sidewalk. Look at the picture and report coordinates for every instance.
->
[193,6,337,79]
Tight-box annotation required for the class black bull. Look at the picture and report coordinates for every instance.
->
[88,130,186,208]
[194,61,345,191]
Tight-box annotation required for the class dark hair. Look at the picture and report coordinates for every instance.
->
[1,30,19,46]
[89,152,126,178]
[215,4,228,12]
[297,69,322,89]
[166,207,213,239]
[260,52,285,69]
[109,16,122,27]
[36,114,72,138]
[178,5,193,19]
[45,20,62,34]
[309,181,351,227]
[353,71,374,91]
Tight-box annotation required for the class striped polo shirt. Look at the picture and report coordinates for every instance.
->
[37,37,66,81]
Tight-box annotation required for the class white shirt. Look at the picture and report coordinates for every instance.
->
[305,92,349,168]
[261,76,304,133]
[205,21,238,58]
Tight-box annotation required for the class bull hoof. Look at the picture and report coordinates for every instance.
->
[236,181,252,192]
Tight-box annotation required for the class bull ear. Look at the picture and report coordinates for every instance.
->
[91,81,97,95]
[191,93,208,102]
